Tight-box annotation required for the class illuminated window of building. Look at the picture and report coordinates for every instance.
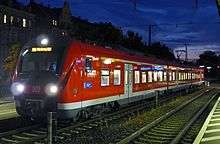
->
[114,70,121,85]
[52,20,57,26]
[158,71,163,82]
[134,71,140,84]
[142,72,146,83]
[164,72,167,81]
[3,15,7,23]
[153,71,158,82]
[10,16,13,25]
[101,70,109,86]
[54,20,57,26]
[22,18,26,27]
[148,71,153,82]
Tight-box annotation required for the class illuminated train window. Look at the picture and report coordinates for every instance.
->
[114,70,121,85]
[164,72,167,81]
[148,71,153,82]
[134,71,140,84]
[153,71,157,82]
[158,71,163,82]
[101,70,110,86]
[172,72,175,81]
[142,72,147,83]
[188,73,191,80]
[3,14,7,23]
[169,72,172,81]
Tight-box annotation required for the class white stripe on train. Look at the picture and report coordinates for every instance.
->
[58,81,204,110]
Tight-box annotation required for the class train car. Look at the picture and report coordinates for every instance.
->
[11,35,204,120]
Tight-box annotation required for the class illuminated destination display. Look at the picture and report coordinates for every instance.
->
[31,47,52,52]
[141,65,164,71]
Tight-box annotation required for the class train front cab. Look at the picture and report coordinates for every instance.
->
[12,36,69,119]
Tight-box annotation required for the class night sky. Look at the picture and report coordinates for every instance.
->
[17,0,220,60]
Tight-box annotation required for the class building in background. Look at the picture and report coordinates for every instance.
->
[0,0,72,76]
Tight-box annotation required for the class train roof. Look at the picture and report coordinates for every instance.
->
[70,41,202,70]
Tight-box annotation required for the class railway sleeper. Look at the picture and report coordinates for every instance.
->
[159,124,183,129]
[137,137,169,143]
[143,133,174,141]
[61,132,72,137]
[23,132,40,137]
[182,137,194,143]
[88,123,99,127]
[12,134,31,140]
[152,126,179,132]
[1,137,20,143]
[70,130,80,134]
[147,131,176,137]
[32,130,47,134]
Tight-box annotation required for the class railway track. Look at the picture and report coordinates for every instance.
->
[117,90,218,144]
[0,93,159,143]
[0,88,206,144]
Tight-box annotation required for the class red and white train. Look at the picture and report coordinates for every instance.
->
[11,35,204,119]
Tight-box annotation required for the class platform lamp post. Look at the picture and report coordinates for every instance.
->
[39,37,59,144]
[46,83,58,144]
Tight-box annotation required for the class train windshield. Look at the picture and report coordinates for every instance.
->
[19,47,65,74]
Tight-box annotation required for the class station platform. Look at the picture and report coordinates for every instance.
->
[194,96,220,144]
[0,99,17,120]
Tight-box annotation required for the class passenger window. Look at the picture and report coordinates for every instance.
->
[142,72,147,83]
[172,72,175,81]
[158,71,163,82]
[153,71,157,82]
[148,71,153,82]
[134,71,140,84]
[164,72,167,81]
[101,70,110,86]
[114,70,121,85]
[169,72,172,81]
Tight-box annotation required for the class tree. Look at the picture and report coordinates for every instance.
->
[3,42,21,77]
[197,51,220,79]
[69,16,176,62]
[145,42,176,61]
[122,31,145,51]
[197,51,219,67]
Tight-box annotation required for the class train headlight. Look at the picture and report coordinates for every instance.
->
[41,38,49,46]
[45,83,58,96]
[11,82,25,96]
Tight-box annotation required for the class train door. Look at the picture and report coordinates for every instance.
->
[124,64,133,98]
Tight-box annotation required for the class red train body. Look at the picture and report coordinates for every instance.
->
[12,36,204,119]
